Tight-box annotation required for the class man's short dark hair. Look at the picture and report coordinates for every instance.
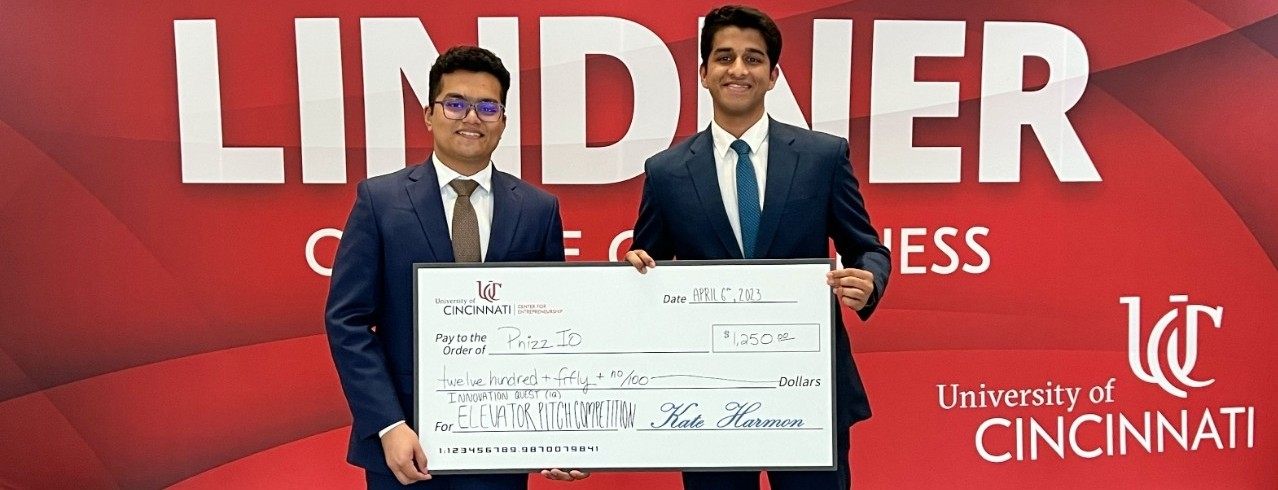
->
[700,5,783,70]
[428,45,512,104]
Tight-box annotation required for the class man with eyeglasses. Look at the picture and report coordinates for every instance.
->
[326,45,587,489]
[624,5,890,490]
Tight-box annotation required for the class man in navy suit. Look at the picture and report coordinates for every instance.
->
[625,6,891,489]
[326,46,586,489]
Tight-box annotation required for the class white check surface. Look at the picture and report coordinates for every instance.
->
[415,260,835,473]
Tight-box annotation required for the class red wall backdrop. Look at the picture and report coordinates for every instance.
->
[2,1,1277,488]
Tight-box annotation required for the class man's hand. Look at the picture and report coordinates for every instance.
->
[827,268,875,311]
[624,249,656,273]
[540,469,591,481]
[381,424,431,485]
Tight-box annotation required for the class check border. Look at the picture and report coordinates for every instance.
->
[413,259,838,474]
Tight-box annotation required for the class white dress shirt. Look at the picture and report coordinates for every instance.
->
[380,154,496,438]
[433,154,494,262]
[710,117,769,255]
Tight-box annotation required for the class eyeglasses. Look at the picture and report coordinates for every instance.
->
[430,97,505,122]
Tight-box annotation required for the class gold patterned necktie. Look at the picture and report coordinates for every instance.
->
[449,179,481,262]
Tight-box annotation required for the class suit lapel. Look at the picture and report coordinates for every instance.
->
[406,159,455,262]
[755,119,799,258]
[686,129,743,259]
[486,171,522,261]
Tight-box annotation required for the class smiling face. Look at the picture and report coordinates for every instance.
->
[425,70,506,175]
[700,26,779,129]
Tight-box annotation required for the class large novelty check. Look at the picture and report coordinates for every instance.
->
[414,260,836,473]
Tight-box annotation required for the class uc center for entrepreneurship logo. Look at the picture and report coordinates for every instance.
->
[478,280,502,303]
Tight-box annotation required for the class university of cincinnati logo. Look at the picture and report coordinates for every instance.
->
[1120,295,1223,398]
[477,280,502,303]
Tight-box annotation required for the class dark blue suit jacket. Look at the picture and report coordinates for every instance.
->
[633,119,890,427]
[325,160,565,472]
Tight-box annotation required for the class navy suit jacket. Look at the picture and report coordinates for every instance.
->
[325,160,565,472]
[633,119,890,427]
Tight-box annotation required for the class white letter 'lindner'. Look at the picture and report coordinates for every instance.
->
[175,19,285,183]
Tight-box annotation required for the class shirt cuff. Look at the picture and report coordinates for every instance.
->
[379,420,406,438]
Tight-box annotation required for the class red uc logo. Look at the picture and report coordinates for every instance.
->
[477,280,502,303]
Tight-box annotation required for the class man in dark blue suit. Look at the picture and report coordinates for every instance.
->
[625,6,891,490]
[326,46,586,489]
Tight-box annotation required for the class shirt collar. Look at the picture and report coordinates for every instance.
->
[710,116,769,157]
[431,152,493,193]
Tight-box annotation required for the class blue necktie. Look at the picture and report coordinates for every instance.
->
[730,139,760,258]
